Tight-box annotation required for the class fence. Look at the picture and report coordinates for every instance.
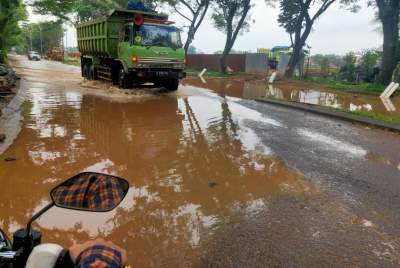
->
[187,53,269,73]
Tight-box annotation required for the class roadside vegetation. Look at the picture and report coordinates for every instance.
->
[0,0,26,63]
[62,57,81,67]
[338,109,400,125]
[305,77,390,94]
[299,49,400,95]
[17,21,64,56]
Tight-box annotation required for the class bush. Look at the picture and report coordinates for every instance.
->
[359,49,380,82]
[0,50,6,64]
[339,52,357,82]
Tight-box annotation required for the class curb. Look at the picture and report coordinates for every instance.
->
[256,98,400,133]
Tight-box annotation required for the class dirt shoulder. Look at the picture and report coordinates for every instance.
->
[0,63,20,137]
[0,63,19,114]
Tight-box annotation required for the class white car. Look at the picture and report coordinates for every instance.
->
[28,51,41,61]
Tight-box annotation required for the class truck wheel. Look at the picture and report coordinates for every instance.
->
[83,62,94,80]
[164,79,179,91]
[89,64,95,80]
[118,69,129,89]
[83,64,89,79]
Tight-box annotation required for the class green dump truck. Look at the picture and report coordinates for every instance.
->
[76,9,186,91]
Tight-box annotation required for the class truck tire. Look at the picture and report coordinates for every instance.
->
[89,64,96,80]
[83,64,89,79]
[83,62,94,80]
[118,69,129,89]
[164,79,179,91]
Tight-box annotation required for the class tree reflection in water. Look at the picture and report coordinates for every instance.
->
[0,89,308,267]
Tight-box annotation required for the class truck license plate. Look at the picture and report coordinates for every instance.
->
[156,71,169,77]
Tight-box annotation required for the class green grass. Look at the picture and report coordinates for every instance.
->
[62,58,81,67]
[305,76,391,95]
[336,108,400,125]
[21,100,33,117]
[186,68,238,78]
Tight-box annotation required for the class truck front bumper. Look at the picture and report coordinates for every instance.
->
[128,69,186,80]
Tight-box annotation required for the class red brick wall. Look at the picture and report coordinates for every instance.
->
[187,54,246,72]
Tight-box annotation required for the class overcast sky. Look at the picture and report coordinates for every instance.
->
[28,0,381,55]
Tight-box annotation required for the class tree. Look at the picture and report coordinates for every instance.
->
[212,0,252,72]
[373,0,400,84]
[163,0,210,54]
[277,0,357,78]
[74,0,162,21]
[325,54,344,67]
[74,0,122,21]
[31,0,77,22]
[359,49,380,82]
[0,0,27,63]
[19,21,64,54]
[31,0,146,22]
[313,55,330,76]
[339,52,357,82]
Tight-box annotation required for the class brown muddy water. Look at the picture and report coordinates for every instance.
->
[184,77,400,117]
[0,71,311,267]
[1,57,399,267]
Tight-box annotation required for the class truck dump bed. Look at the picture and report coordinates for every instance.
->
[76,9,168,58]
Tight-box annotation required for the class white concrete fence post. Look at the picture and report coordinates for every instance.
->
[380,82,399,98]
[269,71,277,84]
[199,68,207,78]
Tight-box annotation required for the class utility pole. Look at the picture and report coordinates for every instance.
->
[39,24,43,55]
[305,45,311,78]
[65,29,68,59]
[30,29,33,51]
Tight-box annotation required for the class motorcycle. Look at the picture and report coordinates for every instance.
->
[0,172,129,268]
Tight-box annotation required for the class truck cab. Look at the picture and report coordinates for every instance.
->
[118,22,186,89]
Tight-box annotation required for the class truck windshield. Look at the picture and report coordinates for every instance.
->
[137,24,182,48]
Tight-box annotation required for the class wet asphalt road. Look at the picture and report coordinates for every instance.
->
[2,56,400,267]
[204,99,400,266]
[239,100,400,233]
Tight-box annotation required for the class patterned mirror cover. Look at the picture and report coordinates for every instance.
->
[51,173,129,212]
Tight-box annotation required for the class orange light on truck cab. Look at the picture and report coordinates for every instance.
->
[183,58,187,65]
[131,56,138,64]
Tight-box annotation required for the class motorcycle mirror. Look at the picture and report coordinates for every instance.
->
[50,172,129,212]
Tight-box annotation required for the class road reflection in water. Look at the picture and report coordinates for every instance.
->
[183,77,400,116]
[0,85,309,267]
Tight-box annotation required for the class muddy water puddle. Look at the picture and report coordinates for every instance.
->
[0,82,314,267]
[184,77,400,117]
[2,57,400,267]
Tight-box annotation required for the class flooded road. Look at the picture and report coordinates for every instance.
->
[1,56,400,267]
[184,77,400,116]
